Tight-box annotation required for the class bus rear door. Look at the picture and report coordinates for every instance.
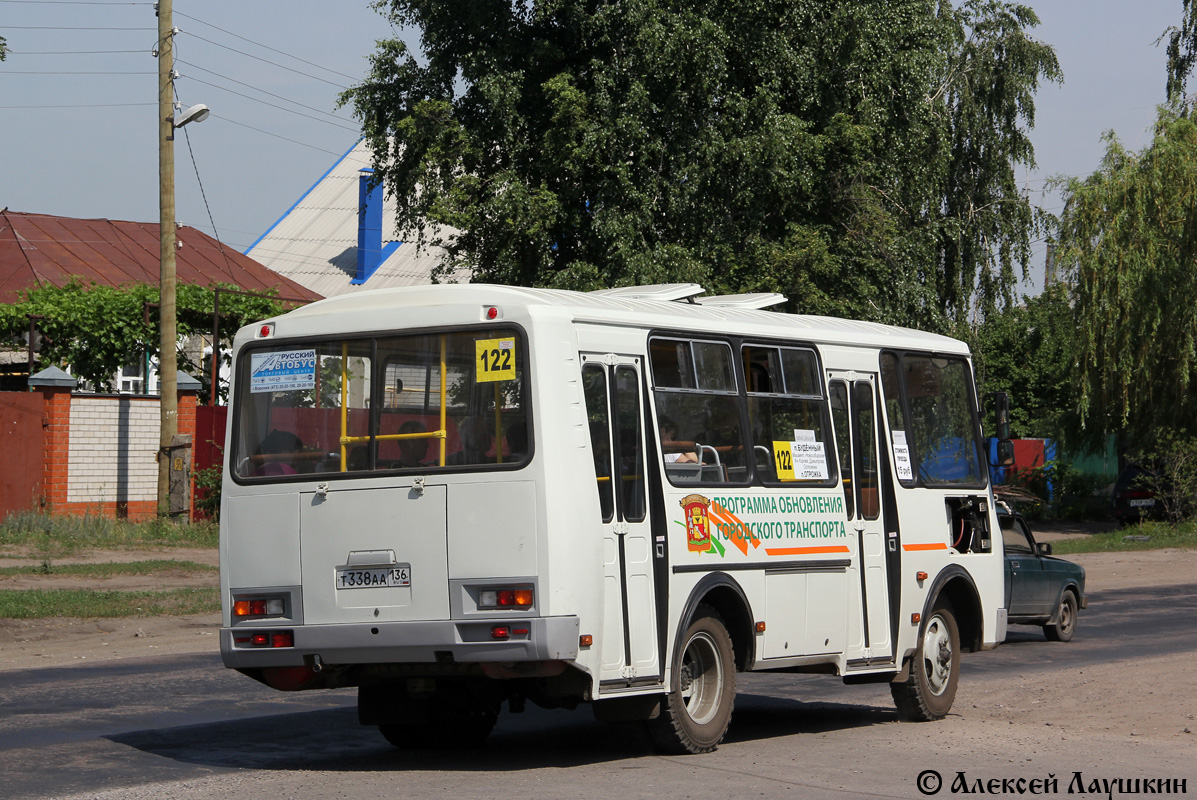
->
[581,354,660,686]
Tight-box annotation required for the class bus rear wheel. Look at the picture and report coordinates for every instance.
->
[376,681,499,749]
[648,606,736,754]
[891,599,960,721]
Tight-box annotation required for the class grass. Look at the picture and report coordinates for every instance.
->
[0,587,219,619]
[1050,520,1197,554]
[0,511,218,556]
[0,560,216,578]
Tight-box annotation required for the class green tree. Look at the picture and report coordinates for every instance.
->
[1052,107,1197,446]
[1165,0,1197,101]
[342,0,1059,331]
[0,281,289,400]
[971,282,1075,440]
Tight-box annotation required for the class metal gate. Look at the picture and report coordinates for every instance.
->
[0,392,44,520]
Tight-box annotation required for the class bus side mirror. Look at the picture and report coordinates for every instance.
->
[996,439,1014,467]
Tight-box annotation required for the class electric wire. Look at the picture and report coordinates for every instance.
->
[2,25,152,30]
[6,49,147,54]
[0,102,155,108]
[0,69,155,74]
[0,1,151,4]
[175,58,357,125]
[174,10,361,83]
[182,31,351,89]
[209,114,350,157]
[178,74,359,132]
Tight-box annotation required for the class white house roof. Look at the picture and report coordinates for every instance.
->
[244,139,464,298]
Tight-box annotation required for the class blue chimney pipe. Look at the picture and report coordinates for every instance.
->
[355,168,383,284]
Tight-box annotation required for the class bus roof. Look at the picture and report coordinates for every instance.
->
[262,283,971,355]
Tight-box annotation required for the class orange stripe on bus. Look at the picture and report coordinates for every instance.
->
[708,502,759,555]
[763,545,852,556]
[902,543,948,551]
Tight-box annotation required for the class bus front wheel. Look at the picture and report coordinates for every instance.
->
[648,605,736,754]
[891,599,960,721]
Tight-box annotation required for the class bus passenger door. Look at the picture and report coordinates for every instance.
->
[581,355,660,685]
[829,373,893,662]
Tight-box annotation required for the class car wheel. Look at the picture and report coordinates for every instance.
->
[1044,590,1078,643]
[648,605,736,754]
[891,599,960,721]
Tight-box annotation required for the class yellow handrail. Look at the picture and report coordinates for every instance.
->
[494,382,502,464]
[339,341,348,471]
[336,336,451,471]
[439,335,447,466]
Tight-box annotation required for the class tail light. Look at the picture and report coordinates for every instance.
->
[478,586,534,610]
[233,595,286,619]
[233,629,294,648]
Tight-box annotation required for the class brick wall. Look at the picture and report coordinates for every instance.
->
[66,396,159,516]
[34,390,200,521]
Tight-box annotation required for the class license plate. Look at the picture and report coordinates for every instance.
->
[1129,498,1155,508]
[336,565,411,589]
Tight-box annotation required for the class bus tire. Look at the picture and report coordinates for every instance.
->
[648,605,736,754]
[891,599,960,721]
[378,685,498,749]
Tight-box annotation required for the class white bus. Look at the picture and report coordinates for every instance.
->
[220,283,1005,754]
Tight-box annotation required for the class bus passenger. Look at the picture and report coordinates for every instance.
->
[397,420,430,467]
[448,416,493,465]
[659,416,698,463]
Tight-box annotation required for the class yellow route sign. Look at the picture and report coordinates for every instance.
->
[476,337,516,382]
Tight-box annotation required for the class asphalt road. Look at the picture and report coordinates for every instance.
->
[2,579,1194,800]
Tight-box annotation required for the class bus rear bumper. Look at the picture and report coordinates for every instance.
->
[220,615,580,670]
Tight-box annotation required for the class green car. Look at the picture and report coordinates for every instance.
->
[999,509,1087,642]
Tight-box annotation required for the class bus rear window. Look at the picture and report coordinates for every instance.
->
[232,328,529,480]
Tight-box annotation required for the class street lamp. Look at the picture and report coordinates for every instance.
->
[157,0,207,518]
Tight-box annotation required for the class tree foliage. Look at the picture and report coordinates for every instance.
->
[1052,108,1197,446]
[0,281,289,399]
[343,0,1059,331]
[1165,0,1197,102]
[971,282,1075,440]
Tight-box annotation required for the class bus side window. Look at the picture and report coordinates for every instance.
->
[614,366,647,522]
[582,364,615,523]
[651,337,749,486]
[829,381,854,519]
[852,381,880,520]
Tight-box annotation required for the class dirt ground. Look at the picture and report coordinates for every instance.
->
[0,546,220,670]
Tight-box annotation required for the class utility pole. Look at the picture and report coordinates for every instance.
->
[157,0,178,517]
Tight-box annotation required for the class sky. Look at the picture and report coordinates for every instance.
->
[0,0,1186,295]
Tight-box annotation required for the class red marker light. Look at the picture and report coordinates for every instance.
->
[250,633,269,646]
[486,306,499,320]
[271,632,293,648]
[491,626,511,640]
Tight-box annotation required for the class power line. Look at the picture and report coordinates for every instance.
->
[2,25,152,30]
[0,101,155,108]
[174,10,361,84]
[210,114,350,156]
[175,58,357,125]
[0,69,155,74]
[182,31,351,89]
[0,1,151,4]
[181,74,360,131]
[6,49,147,54]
